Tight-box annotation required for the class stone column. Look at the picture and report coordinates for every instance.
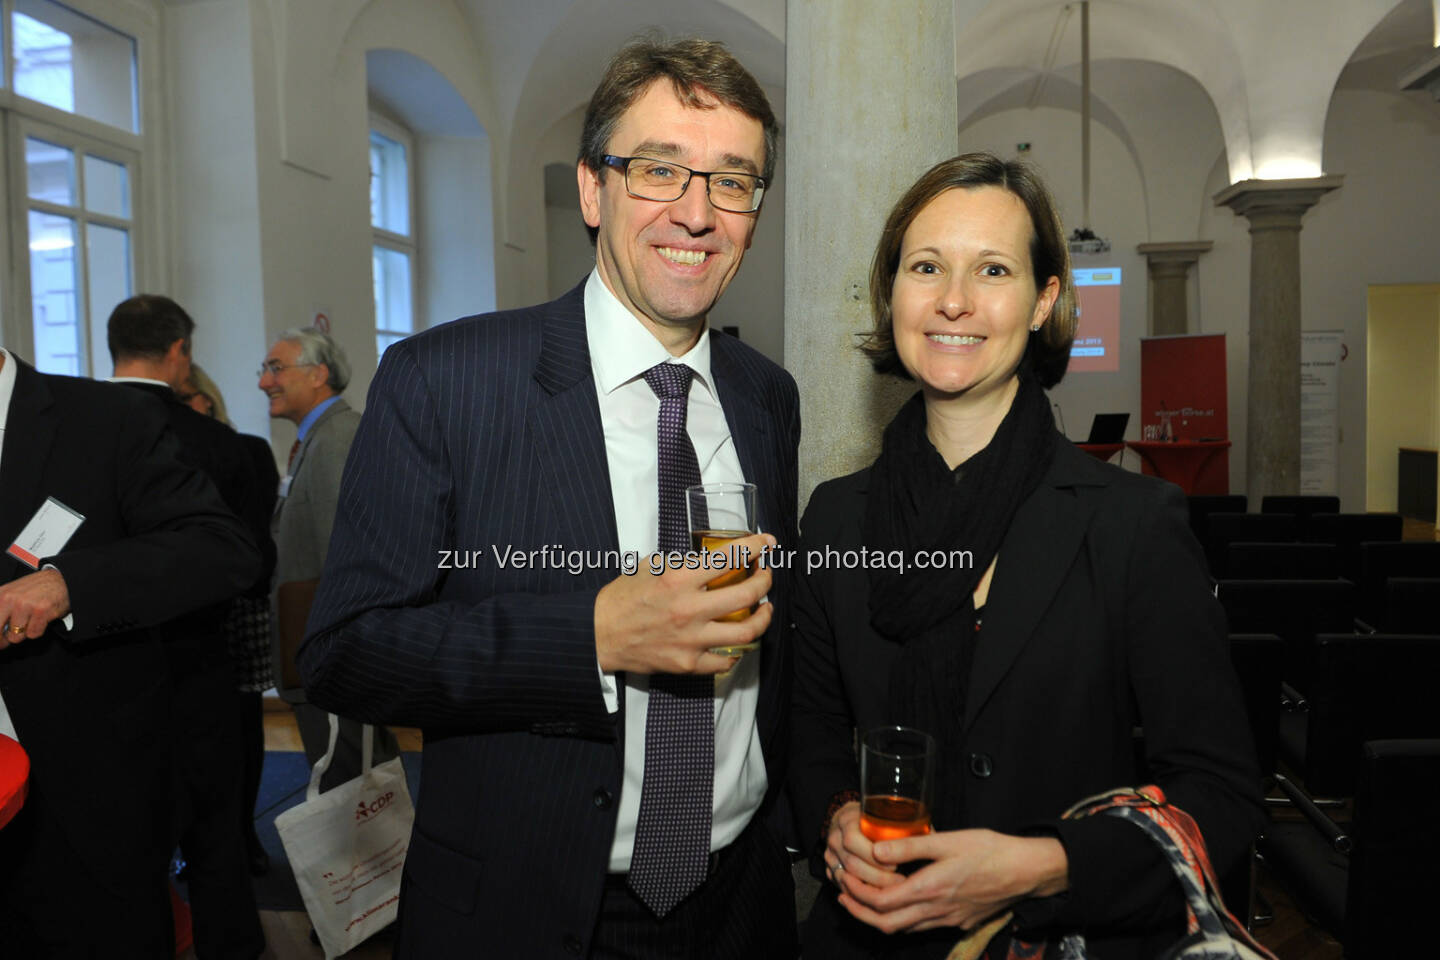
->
[1215,176,1342,500]
[785,0,957,506]
[1136,241,1213,335]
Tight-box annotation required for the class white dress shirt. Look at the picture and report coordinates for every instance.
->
[0,348,20,743]
[584,270,768,873]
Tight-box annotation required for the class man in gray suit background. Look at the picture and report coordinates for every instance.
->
[260,327,397,789]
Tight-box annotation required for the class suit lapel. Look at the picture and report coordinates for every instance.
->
[526,286,623,756]
[289,398,348,480]
[1,361,59,582]
[963,445,1104,731]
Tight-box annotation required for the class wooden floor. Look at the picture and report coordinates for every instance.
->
[211,708,1346,960]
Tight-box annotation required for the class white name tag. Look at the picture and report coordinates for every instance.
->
[7,497,85,569]
[279,475,293,498]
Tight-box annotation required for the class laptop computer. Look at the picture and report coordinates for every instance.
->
[1086,412,1130,444]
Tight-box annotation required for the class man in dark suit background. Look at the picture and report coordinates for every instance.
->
[0,346,260,956]
[301,38,801,958]
[108,294,268,959]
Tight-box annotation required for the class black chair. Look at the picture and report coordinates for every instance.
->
[1261,495,1340,519]
[1356,541,1440,628]
[1188,494,1247,543]
[1384,577,1440,633]
[1216,579,1355,696]
[1286,633,1440,797]
[1205,513,1297,578]
[1226,542,1339,580]
[1260,739,1440,956]
[1303,513,1403,582]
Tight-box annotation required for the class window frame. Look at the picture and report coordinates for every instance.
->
[0,0,155,375]
[369,108,418,361]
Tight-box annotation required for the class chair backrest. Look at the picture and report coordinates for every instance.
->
[1205,513,1298,577]
[1188,494,1247,543]
[1227,542,1339,580]
[1384,577,1440,633]
[1357,542,1440,626]
[1345,739,1440,955]
[1261,495,1340,518]
[1216,579,1355,692]
[1303,513,1404,581]
[1304,636,1440,796]
[1227,633,1284,777]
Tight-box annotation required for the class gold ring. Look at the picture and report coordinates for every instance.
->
[8,624,23,635]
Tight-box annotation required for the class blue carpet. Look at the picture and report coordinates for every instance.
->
[250,751,423,911]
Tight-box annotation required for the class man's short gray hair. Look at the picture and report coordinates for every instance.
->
[279,327,351,393]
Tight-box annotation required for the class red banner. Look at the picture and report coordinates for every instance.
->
[1139,334,1229,494]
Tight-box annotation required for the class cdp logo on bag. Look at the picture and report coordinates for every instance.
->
[355,792,396,821]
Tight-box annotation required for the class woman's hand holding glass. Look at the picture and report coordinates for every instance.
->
[824,800,906,894]
[834,827,1069,935]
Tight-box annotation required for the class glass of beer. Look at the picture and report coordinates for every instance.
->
[859,726,935,842]
[687,481,759,655]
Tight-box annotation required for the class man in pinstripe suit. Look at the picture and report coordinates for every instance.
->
[301,38,800,958]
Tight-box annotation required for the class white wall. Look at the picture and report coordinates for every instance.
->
[164,0,270,440]
[419,135,497,326]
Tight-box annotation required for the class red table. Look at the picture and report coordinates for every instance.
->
[1126,441,1232,495]
[1077,442,1125,463]
[0,734,28,829]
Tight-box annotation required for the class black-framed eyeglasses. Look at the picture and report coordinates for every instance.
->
[257,360,316,378]
[602,155,766,213]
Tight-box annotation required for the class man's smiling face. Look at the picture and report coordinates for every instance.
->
[578,80,765,349]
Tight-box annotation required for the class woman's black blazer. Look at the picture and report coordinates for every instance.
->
[789,438,1265,958]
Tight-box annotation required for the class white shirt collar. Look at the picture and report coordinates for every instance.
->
[0,348,16,433]
[583,269,716,400]
[108,376,172,389]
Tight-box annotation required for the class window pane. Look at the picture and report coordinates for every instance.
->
[376,332,407,360]
[84,154,128,218]
[373,246,413,335]
[13,0,139,133]
[369,131,409,235]
[28,209,81,376]
[26,136,74,206]
[87,224,131,379]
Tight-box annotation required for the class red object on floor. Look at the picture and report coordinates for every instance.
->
[171,882,194,956]
[0,734,27,830]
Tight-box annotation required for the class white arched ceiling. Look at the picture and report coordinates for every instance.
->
[366,49,485,136]
[953,0,1410,184]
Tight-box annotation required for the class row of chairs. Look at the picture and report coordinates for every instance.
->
[1222,604,1439,953]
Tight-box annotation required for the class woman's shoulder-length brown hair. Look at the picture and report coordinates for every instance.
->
[858,153,1078,389]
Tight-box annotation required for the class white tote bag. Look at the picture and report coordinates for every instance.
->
[274,715,413,959]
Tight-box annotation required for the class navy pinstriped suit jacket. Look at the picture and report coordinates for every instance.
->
[299,282,800,957]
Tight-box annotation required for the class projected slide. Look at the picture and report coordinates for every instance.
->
[1070,267,1121,373]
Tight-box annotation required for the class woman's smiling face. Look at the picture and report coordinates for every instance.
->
[891,186,1059,402]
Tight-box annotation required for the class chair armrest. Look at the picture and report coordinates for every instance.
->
[1273,773,1352,854]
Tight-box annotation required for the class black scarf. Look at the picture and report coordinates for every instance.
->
[864,370,1058,832]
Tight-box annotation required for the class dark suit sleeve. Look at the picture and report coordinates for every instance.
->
[44,397,262,642]
[788,479,861,861]
[298,342,613,737]
[1028,482,1265,933]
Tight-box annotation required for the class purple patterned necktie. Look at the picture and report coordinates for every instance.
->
[628,362,714,916]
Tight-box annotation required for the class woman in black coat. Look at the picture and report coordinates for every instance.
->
[788,154,1264,959]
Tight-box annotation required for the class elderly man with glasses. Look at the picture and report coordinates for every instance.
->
[259,327,399,792]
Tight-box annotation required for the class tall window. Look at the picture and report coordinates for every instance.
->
[369,113,415,360]
[1,0,142,377]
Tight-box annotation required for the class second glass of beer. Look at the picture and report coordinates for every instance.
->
[686,481,759,655]
[859,726,936,842]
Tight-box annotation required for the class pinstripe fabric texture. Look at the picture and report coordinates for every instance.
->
[298,281,801,958]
